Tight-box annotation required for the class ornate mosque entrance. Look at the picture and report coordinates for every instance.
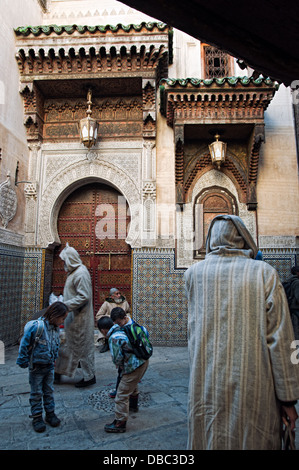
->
[51,182,131,316]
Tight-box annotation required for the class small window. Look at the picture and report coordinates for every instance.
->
[202,44,233,78]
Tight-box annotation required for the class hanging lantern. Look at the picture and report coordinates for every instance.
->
[79,88,98,149]
[209,133,227,169]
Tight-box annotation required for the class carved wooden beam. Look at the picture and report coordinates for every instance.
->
[247,123,265,210]
[20,82,44,143]
[15,23,170,80]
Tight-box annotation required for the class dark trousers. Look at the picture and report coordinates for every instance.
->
[29,364,55,416]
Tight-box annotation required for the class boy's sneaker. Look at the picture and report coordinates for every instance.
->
[31,414,46,433]
[109,389,117,398]
[45,411,61,427]
[104,419,126,433]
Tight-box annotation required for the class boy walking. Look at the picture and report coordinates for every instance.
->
[97,308,150,433]
[17,302,68,432]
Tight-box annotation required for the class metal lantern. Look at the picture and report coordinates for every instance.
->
[79,88,98,149]
[209,133,227,169]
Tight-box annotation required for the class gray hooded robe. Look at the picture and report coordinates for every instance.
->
[55,244,95,380]
[185,215,299,450]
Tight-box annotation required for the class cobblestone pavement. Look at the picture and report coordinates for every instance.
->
[1,343,299,456]
[0,344,189,451]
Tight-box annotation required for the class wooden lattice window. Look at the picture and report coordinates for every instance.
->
[202,44,233,78]
[194,187,238,257]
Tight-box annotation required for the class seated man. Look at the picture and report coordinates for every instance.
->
[97,308,149,433]
[95,288,130,353]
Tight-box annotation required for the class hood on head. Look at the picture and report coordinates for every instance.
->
[59,242,82,272]
[205,215,258,259]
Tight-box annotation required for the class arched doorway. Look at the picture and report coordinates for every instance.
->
[194,186,238,258]
[51,182,131,315]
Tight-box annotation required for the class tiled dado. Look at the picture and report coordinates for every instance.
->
[131,245,297,346]
[261,251,297,282]
[21,248,45,328]
[132,249,188,346]
[0,243,25,345]
[0,244,48,346]
[1,240,297,347]
[259,236,298,282]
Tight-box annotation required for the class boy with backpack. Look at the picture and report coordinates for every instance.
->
[97,307,152,433]
[16,302,68,432]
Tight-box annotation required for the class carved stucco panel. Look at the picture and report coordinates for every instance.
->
[44,150,142,189]
[176,169,257,268]
[0,174,18,229]
[38,159,142,248]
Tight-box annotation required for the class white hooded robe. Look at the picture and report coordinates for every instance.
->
[55,244,95,380]
[185,215,299,450]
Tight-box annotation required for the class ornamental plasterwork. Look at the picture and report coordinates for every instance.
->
[38,159,142,248]
[175,169,256,268]
[0,174,18,229]
[142,181,156,200]
[24,182,37,200]
[86,150,98,162]
[42,146,142,191]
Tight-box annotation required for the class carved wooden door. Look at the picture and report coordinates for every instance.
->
[52,183,131,316]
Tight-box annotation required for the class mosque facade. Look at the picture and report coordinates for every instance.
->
[0,0,298,346]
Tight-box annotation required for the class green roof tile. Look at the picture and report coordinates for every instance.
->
[14,22,168,37]
[160,77,279,88]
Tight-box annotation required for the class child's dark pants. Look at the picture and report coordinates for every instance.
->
[29,364,55,416]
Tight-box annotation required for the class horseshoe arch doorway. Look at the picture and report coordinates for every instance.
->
[51,182,132,316]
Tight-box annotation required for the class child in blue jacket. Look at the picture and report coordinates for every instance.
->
[97,308,150,433]
[17,301,68,432]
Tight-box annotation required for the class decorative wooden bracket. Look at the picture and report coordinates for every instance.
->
[247,124,265,210]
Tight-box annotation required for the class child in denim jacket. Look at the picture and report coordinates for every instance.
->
[17,302,68,432]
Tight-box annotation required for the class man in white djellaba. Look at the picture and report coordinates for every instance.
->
[185,215,299,450]
[54,243,96,388]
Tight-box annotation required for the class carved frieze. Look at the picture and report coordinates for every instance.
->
[15,23,169,147]
[38,157,142,248]
[43,96,143,141]
[15,23,170,80]
[160,77,278,209]
[160,77,278,127]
